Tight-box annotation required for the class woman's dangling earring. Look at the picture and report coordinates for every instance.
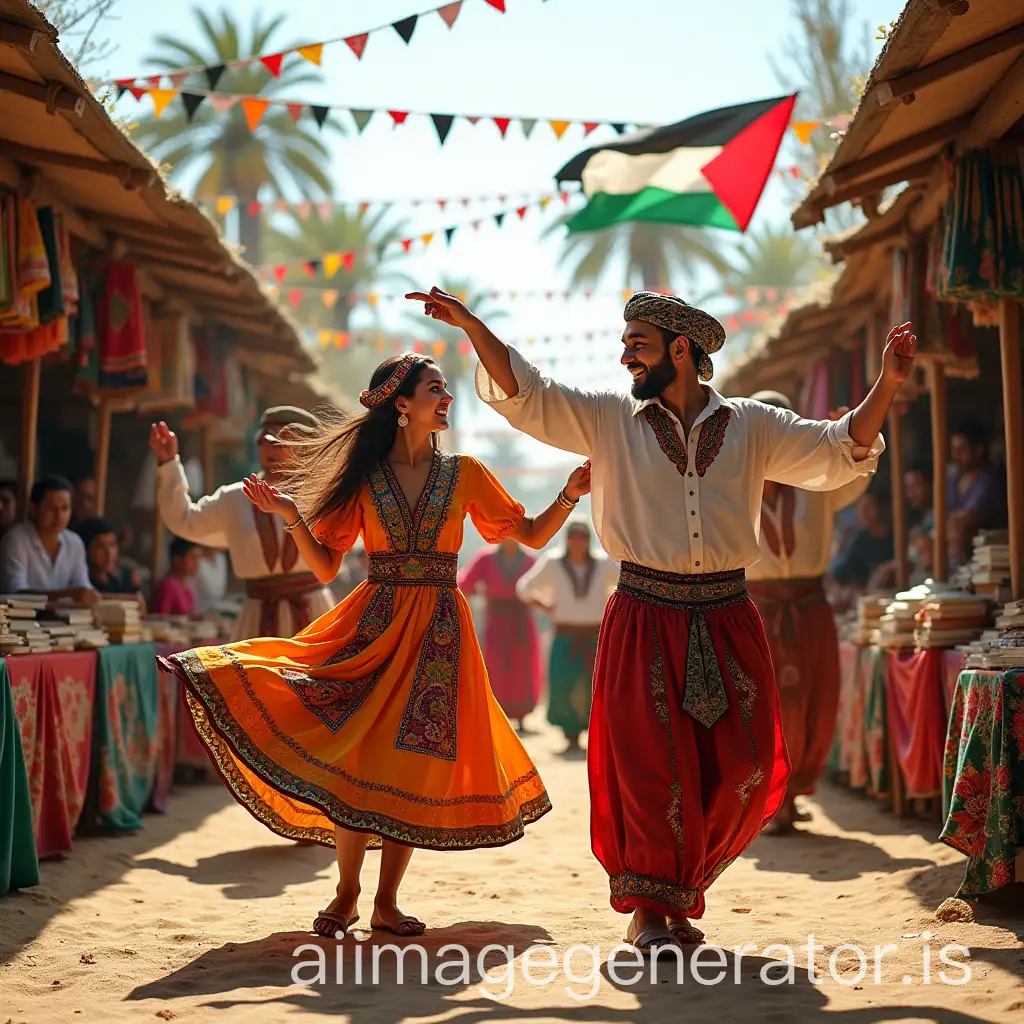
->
[398,412,410,428]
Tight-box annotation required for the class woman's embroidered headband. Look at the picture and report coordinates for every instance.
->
[359,354,417,409]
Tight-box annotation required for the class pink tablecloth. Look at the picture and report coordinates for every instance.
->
[5,652,97,858]
[154,643,208,771]
[152,644,187,812]
[886,649,948,799]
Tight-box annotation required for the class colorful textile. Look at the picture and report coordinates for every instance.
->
[886,649,947,799]
[34,206,64,323]
[158,455,550,850]
[93,644,159,831]
[6,652,96,858]
[547,625,599,737]
[0,662,38,893]
[459,546,542,720]
[97,262,147,390]
[589,565,789,918]
[748,578,840,797]
[828,642,889,796]
[152,646,184,811]
[941,669,1024,896]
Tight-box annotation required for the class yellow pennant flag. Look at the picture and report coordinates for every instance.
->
[149,88,178,118]
[432,340,447,357]
[318,329,331,348]
[298,43,324,66]
[321,289,339,309]
[791,120,821,145]
[367,292,379,307]
[621,288,633,302]
[242,97,271,132]
[421,232,434,248]
[539,196,551,211]
[550,120,571,140]
[455,290,469,303]
[215,195,234,216]
[323,252,342,278]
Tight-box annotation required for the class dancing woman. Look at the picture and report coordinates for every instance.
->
[158,353,590,939]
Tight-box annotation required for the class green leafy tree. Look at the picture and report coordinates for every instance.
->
[38,0,121,69]
[129,8,337,265]
[723,221,824,293]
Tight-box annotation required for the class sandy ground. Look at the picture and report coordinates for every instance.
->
[2,708,1023,1024]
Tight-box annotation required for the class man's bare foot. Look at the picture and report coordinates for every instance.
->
[312,887,359,938]
[370,897,426,936]
[667,916,705,945]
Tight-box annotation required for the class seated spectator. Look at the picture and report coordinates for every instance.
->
[904,463,934,583]
[0,476,99,605]
[193,546,228,613]
[828,486,895,592]
[0,478,16,540]
[70,475,98,530]
[150,537,199,616]
[75,517,142,598]
[947,420,1007,564]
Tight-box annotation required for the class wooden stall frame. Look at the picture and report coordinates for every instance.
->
[17,357,40,518]
[927,359,949,582]
[999,299,1024,601]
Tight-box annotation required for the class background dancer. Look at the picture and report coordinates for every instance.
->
[407,284,914,956]
[459,537,542,732]
[158,353,590,940]
[746,391,870,834]
[516,519,617,754]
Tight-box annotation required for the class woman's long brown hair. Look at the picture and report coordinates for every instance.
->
[279,353,440,529]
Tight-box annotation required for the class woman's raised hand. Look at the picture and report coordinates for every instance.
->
[242,474,300,523]
[405,285,477,331]
[564,461,592,501]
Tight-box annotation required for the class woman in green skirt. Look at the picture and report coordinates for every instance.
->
[516,520,618,753]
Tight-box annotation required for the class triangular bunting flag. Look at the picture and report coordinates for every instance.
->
[471,220,481,231]
[621,288,633,301]
[351,109,373,133]
[494,212,505,227]
[367,293,379,307]
[248,200,262,216]
[297,201,312,220]
[149,89,177,118]
[484,0,506,10]
[393,15,418,44]
[260,53,285,77]
[286,102,304,122]
[444,226,456,245]
[493,117,511,138]
[343,252,355,271]
[214,195,234,216]
[242,97,270,131]
[311,105,330,129]
[516,206,527,220]
[321,289,339,309]
[432,340,447,357]
[458,340,472,356]
[115,84,129,100]
[181,92,205,121]
[359,202,371,215]
[147,75,162,87]
[550,120,571,139]
[792,120,820,145]
[431,113,454,145]
[437,1,463,28]
[583,122,600,136]
[560,191,571,204]
[209,95,238,113]
[129,87,147,101]
[610,122,626,135]
[169,72,189,89]
[273,265,287,283]
[539,196,551,211]
[318,202,333,218]
[287,288,303,308]
[466,116,481,125]
[275,198,290,212]
[317,329,331,348]
[438,199,447,210]
[323,252,342,278]
[298,43,323,66]
[345,33,369,59]
[205,64,226,91]
[401,239,413,253]
[304,259,321,276]
[421,232,435,248]
[521,118,537,138]
[388,110,409,126]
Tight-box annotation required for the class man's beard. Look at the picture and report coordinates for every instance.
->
[629,351,678,400]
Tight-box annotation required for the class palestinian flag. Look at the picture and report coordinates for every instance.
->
[555,94,797,234]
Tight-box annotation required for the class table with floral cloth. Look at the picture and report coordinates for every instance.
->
[152,642,190,812]
[5,652,96,859]
[886,649,948,800]
[0,661,38,894]
[830,643,890,797]
[941,668,1024,897]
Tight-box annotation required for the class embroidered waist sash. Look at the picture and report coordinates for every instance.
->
[616,563,748,730]
[245,572,323,637]
[747,575,826,647]
[367,551,458,586]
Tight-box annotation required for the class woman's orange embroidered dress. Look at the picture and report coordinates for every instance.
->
[158,453,551,850]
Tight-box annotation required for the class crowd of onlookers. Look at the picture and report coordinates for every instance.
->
[827,419,1008,609]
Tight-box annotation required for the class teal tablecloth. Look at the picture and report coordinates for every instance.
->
[93,643,159,831]
[1,661,38,893]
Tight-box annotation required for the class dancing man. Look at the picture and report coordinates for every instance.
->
[407,284,915,954]
[746,392,869,834]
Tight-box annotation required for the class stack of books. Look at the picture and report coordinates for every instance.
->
[854,595,891,645]
[43,606,110,650]
[994,600,1024,631]
[0,602,26,655]
[97,600,143,644]
[875,585,937,649]
[914,591,990,649]
[143,616,190,645]
[969,530,1011,604]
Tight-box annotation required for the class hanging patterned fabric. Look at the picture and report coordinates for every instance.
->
[97,261,148,390]
[35,206,65,324]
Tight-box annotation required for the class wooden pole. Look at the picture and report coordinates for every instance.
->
[17,358,41,519]
[93,402,112,517]
[888,408,909,591]
[928,360,949,582]
[999,299,1024,601]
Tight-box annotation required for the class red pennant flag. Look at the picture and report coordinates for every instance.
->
[318,202,333,218]
[114,78,134,90]
[545,291,553,299]
[302,261,317,278]
[493,117,511,138]
[458,340,472,356]
[297,200,312,220]
[437,2,463,28]
[484,0,506,10]
[273,265,287,283]
[401,239,413,253]
[413,340,426,354]
[345,33,369,59]
[248,200,262,216]
[438,199,447,211]
[560,191,571,204]
[343,252,355,271]
[286,103,304,122]
[147,75,162,87]
[497,194,507,203]
[461,197,470,206]
[288,288,303,308]
[516,206,527,220]
[129,87,147,101]
[584,290,593,299]
[583,122,600,136]
[471,220,481,231]
[261,53,285,77]
[388,110,409,125]
[275,198,290,213]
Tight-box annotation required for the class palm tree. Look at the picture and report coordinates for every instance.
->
[265,206,414,330]
[722,221,825,293]
[129,8,338,265]
[543,213,730,291]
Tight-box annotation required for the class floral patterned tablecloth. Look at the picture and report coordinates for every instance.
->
[941,669,1024,896]
[830,643,889,796]
[5,652,97,858]
[152,643,189,812]
[0,661,38,893]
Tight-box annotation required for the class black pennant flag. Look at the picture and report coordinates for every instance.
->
[444,226,456,246]
[610,122,627,135]
[116,85,128,100]
[181,92,206,121]
[494,212,505,228]
[431,113,454,145]
[205,64,226,91]
[311,105,330,129]
[393,15,418,44]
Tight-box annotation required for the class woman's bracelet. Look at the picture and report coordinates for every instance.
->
[556,489,578,511]
[283,515,304,532]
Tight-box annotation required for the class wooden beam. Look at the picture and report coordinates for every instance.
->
[957,50,1024,152]
[0,71,84,116]
[875,22,1024,106]
[93,402,113,517]
[94,214,212,248]
[125,241,227,272]
[889,408,909,591]
[929,361,949,582]
[999,299,1024,601]
[17,358,41,519]
[0,139,155,189]
[819,157,938,210]
[0,16,48,50]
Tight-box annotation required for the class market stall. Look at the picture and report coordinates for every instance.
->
[0,660,37,894]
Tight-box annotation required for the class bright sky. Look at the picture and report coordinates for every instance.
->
[94,0,903,466]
